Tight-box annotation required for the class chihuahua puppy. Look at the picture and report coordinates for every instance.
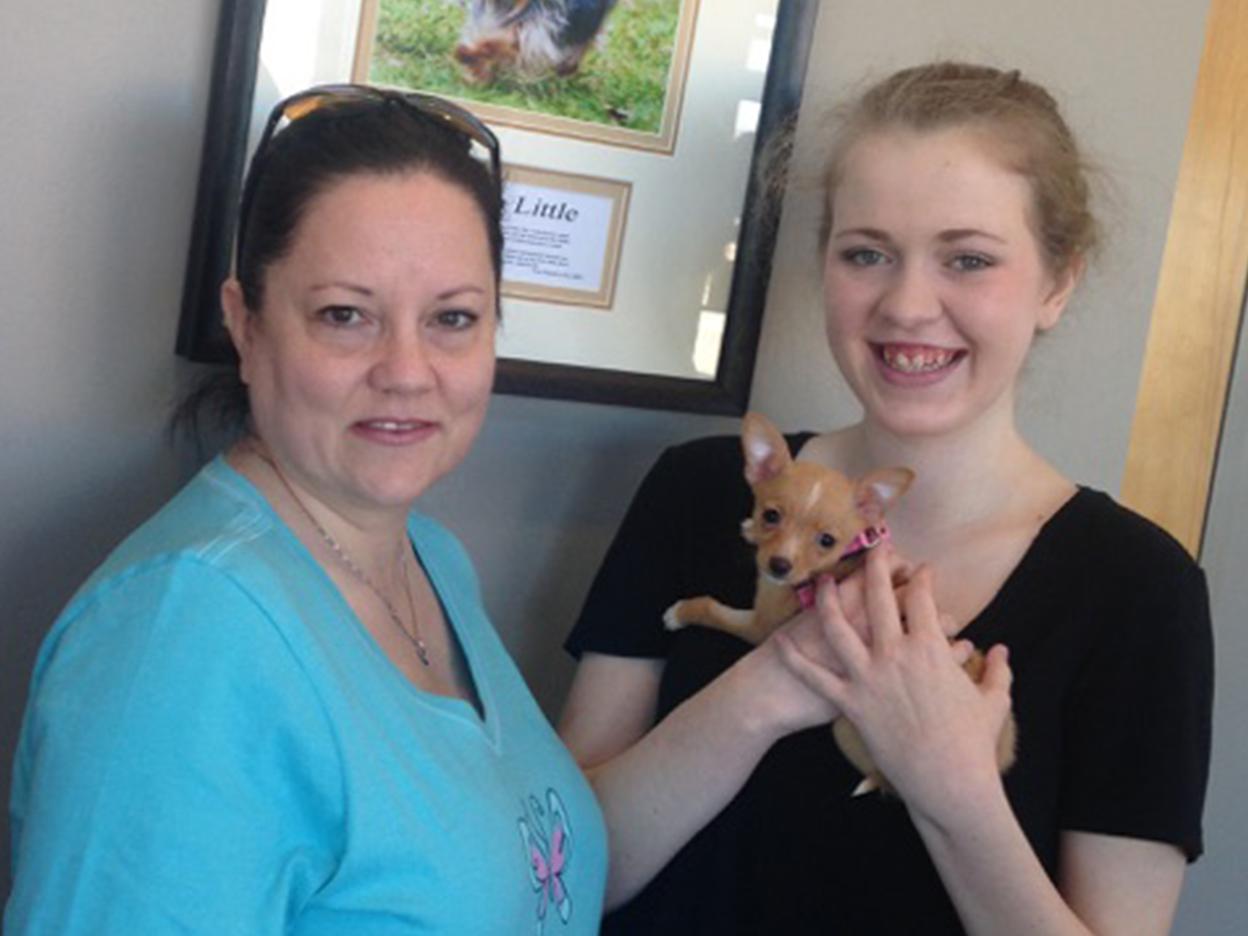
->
[664,412,913,645]
[665,412,1016,795]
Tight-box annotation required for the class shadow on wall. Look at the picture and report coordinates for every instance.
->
[0,49,220,895]
[0,436,194,901]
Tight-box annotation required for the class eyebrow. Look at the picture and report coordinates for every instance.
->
[438,285,489,299]
[832,227,890,242]
[308,282,489,300]
[938,228,1008,245]
[309,281,374,297]
[832,226,1008,245]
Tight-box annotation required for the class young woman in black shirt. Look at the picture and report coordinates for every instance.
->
[560,62,1212,934]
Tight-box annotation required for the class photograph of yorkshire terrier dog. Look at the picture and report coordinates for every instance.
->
[664,412,1016,795]
[455,0,619,84]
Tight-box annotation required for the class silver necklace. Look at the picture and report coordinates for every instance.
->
[255,448,431,667]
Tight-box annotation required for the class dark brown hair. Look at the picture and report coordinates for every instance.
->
[174,95,504,446]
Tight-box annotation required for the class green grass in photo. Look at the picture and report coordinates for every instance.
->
[367,0,681,134]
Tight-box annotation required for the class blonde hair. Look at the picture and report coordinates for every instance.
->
[818,62,1099,276]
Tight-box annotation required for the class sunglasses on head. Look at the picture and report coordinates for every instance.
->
[234,83,501,274]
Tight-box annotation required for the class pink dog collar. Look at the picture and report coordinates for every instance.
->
[794,525,890,610]
[846,524,890,556]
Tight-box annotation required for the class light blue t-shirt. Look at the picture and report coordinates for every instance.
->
[6,458,607,934]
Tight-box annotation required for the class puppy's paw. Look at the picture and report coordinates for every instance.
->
[851,776,882,797]
[663,602,688,632]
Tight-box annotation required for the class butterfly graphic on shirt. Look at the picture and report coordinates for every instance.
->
[518,787,574,931]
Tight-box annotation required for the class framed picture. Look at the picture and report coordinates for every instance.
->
[176,0,817,415]
[353,0,699,154]
[501,165,631,309]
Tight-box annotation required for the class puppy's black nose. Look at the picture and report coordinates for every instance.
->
[768,557,792,578]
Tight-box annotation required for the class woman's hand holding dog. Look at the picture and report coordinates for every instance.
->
[742,547,918,736]
[776,546,1014,821]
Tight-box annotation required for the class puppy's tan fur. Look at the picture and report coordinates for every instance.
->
[665,412,1016,794]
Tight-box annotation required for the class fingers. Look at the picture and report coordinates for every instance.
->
[980,645,1015,743]
[980,644,1013,697]
[773,631,848,705]
[950,638,975,667]
[899,566,946,640]
[820,570,869,642]
[863,546,904,650]
[815,578,871,674]
[889,555,916,589]
[776,607,847,678]
[887,557,961,639]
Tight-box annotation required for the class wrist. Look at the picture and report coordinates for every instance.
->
[721,644,822,743]
[907,768,1012,844]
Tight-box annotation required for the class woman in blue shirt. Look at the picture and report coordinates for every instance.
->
[6,86,599,935]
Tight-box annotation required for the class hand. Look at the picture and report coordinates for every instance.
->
[731,618,841,738]
[777,547,1014,820]
[743,545,918,735]
[811,548,926,645]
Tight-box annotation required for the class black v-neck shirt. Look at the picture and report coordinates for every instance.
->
[567,433,1212,934]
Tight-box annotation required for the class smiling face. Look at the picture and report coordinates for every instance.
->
[223,170,498,517]
[822,127,1076,440]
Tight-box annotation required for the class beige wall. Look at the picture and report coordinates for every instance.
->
[3,1,1236,928]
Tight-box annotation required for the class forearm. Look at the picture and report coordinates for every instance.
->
[585,652,786,910]
[911,782,1094,936]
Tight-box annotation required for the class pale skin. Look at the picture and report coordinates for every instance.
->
[222,170,499,706]
[560,126,1189,929]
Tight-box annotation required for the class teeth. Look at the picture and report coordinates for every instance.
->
[882,346,956,373]
[370,421,414,431]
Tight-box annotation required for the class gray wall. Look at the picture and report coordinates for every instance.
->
[4,0,1238,929]
[1176,285,1248,933]
[1,0,219,899]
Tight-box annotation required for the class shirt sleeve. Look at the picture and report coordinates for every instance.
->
[7,560,344,934]
[564,446,691,660]
[1059,559,1213,860]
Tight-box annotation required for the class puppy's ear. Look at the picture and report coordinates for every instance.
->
[741,412,792,485]
[854,467,914,523]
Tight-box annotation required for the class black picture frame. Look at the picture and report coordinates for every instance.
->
[176,0,817,415]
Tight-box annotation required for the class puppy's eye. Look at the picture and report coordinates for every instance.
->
[817,532,837,549]
[762,508,782,525]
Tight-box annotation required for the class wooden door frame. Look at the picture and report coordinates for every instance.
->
[1121,0,1248,557]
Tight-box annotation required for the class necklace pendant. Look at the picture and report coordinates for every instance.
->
[255,445,435,669]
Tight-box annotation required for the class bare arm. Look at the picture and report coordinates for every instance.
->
[911,783,1185,935]
[1058,832,1186,934]
[559,637,841,910]
[558,653,663,769]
